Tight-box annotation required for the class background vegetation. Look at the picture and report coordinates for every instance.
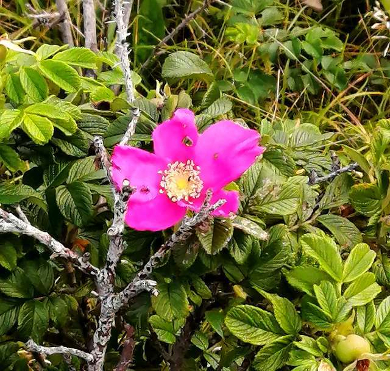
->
[1,0,390,370]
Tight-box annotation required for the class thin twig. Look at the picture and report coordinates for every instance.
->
[0,209,99,276]
[141,0,215,71]
[308,163,359,185]
[55,0,74,46]
[26,339,94,362]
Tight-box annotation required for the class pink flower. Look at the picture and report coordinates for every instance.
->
[112,109,265,231]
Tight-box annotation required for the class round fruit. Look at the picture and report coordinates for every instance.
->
[334,334,371,364]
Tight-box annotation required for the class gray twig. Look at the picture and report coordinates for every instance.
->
[26,339,94,362]
[308,163,359,185]
[141,0,215,71]
[0,209,99,276]
[55,0,74,46]
[83,0,98,53]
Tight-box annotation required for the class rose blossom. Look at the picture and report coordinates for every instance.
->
[112,108,264,231]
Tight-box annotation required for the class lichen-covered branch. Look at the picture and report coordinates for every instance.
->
[0,209,99,276]
[308,163,359,185]
[26,339,94,362]
[113,0,141,146]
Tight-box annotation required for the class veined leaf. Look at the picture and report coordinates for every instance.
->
[53,47,97,68]
[0,144,24,172]
[0,109,23,139]
[39,60,81,92]
[376,296,390,336]
[22,113,54,144]
[344,272,381,307]
[0,299,19,335]
[196,218,233,255]
[225,305,283,345]
[350,184,382,217]
[342,243,376,283]
[0,241,17,271]
[18,300,49,341]
[0,268,34,299]
[0,183,42,204]
[357,302,375,334]
[67,156,105,183]
[19,67,48,102]
[149,315,185,344]
[6,73,24,104]
[232,215,268,240]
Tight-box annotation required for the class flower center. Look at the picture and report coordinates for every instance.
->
[159,160,203,202]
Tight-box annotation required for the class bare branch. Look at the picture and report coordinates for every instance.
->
[114,324,136,371]
[15,205,30,224]
[83,0,98,52]
[141,0,215,71]
[0,209,99,276]
[55,0,74,46]
[26,339,94,362]
[308,163,359,185]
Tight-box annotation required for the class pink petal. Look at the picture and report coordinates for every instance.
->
[152,109,198,162]
[125,194,186,231]
[194,121,264,190]
[111,146,166,203]
[180,189,239,218]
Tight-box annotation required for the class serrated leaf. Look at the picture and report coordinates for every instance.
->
[350,184,382,217]
[22,113,54,144]
[313,281,338,321]
[317,214,362,248]
[6,73,24,104]
[205,310,225,338]
[149,315,185,344]
[225,305,283,345]
[342,243,376,283]
[263,149,296,177]
[67,156,105,183]
[357,302,375,334]
[0,241,17,271]
[376,296,390,335]
[197,218,233,255]
[36,44,64,60]
[20,260,54,295]
[0,183,42,204]
[285,266,332,296]
[253,335,294,371]
[77,113,109,136]
[51,129,90,157]
[0,109,23,139]
[18,300,49,342]
[90,86,115,102]
[261,291,302,335]
[162,51,213,80]
[151,281,189,321]
[344,272,381,307]
[0,144,24,172]
[191,331,209,350]
[53,47,97,68]
[56,182,93,227]
[39,60,81,92]
[0,299,19,335]
[19,67,48,102]
[0,268,34,298]
[202,97,232,118]
[43,162,72,188]
[301,296,333,330]
[232,215,268,240]
[300,234,343,282]
[48,296,69,326]
[228,230,254,264]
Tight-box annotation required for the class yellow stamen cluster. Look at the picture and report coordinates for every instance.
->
[159,160,203,202]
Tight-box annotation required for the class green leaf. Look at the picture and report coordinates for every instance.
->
[0,109,23,139]
[0,241,17,271]
[20,260,54,295]
[67,156,105,183]
[342,243,376,283]
[149,315,185,344]
[191,276,212,299]
[22,113,54,145]
[56,182,93,227]
[39,60,81,92]
[225,305,283,345]
[90,86,115,102]
[232,0,272,14]
[343,272,381,307]
[201,97,232,118]
[6,73,24,104]
[313,281,338,321]
[357,302,375,334]
[317,214,362,248]
[263,149,296,177]
[0,299,19,335]
[191,331,209,350]
[300,234,343,282]
[53,47,97,68]
[51,129,90,157]
[0,342,19,368]
[24,103,77,136]
[301,296,333,330]
[350,184,382,217]
[261,291,302,335]
[48,296,69,326]
[253,335,294,371]
[285,266,332,296]
[196,218,233,255]
[162,51,213,80]
[376,296,390,336]
[205,309,225,338]
[232,215,268,240]
[19,67,48,102]
[0,144,24,172]
[43,162,72,188]
[228,230,255,264]
[0,183,42,204]
[151,281,189,321]
[36,44,65,60]
[18,300,49,342]
[0,268,34,298]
